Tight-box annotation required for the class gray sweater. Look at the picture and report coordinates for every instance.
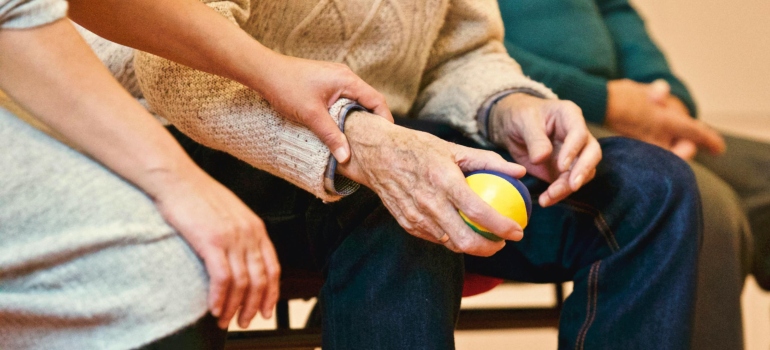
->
[0,1,210,349]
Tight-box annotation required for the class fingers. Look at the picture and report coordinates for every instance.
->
[344,78,394,123]
[420,183,508,256]
[237,247,266,328]
[218,247,249,329]
[519,116,553,163]
[203,249,231,320]
[668,117,726,155]
[258,238,281,319]
[540,135,600,206]
[232,221,281,328]
[647,79,671,104]
[304,108,351,163]
[555,121,589,173]
[566,136,602,191]
[670,139,698,160]
[539,171,572,207]
[453,145,526,179]
[448,180,524,243]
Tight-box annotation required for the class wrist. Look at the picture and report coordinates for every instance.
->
[335,111,396,188]
[605,80,628,126]
[133,149,209,201]
[488,92,530,146]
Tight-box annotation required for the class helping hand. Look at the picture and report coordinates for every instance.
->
[488,93,602,207]
[257,54,393,163]
[337,112,526,257]
[148,168,281,329]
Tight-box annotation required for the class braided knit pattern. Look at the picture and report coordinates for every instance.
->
[135,0,556,202]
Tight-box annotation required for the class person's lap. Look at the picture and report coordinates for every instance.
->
[170,120,701,349]
[0,110,215,350]
[695,134,770,289]
[170,126,464,349]
[587,123,751,349]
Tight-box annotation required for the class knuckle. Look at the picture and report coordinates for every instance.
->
[267,266,281,281]
[252,277,266,290]
[453,238,473,253]
[233,273,249,289]
[404,210,424,226]
[213,269,232,284]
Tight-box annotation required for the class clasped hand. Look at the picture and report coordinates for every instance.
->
[606,79,725,160]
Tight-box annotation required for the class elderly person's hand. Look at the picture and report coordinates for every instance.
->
[606,79,725,160]
[488,93,602,207]
[337,112,526,257]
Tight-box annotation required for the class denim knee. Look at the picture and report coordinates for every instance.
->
[595,137,702,248]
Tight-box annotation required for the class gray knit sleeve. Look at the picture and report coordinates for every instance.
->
[0,0,67,29]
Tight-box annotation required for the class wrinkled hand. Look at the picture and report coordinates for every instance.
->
[148,168,280,329]
[606,79,725,160]
[488,93,602,207]
[256,53,393,163]
[337,112,526,257]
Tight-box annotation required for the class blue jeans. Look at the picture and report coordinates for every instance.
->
[170,122,700,350]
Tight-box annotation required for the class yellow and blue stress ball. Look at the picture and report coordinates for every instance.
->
[460,170,532,242]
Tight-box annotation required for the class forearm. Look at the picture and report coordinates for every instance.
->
[503,40,610,124]
[67,0,277,97]
[0,19,203,197]
[414,0,555,137]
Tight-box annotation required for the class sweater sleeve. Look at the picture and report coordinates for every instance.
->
[410,0,556,139]
[133,0,357,202]
[597,0,697,117]
[503,40,610,125]
[0,0,67,29]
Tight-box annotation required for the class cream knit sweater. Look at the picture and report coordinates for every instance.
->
[135,0,556,202]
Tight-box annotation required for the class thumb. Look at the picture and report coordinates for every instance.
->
[648,79,671,104]
[670,139,698,160]
[308,110,351,163]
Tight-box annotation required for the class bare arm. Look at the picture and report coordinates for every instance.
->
[67,0,391,163]
[0,18,279,329]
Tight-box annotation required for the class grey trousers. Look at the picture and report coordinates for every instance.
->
[589,125,757,350]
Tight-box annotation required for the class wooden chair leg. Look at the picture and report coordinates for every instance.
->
[276,300,290,330]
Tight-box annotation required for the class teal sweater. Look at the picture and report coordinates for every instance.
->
[499,0,697,124]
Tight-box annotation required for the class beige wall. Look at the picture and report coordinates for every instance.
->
[631,0,770,120]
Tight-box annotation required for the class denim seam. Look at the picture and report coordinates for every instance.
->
[563,199,620,252]
[575,260,601,350]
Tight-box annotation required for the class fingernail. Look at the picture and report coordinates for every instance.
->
[510,228,524,241]
[333,147,350,163]
[212,307,221,317]
[562,157,573,171]
[572,174,584,190]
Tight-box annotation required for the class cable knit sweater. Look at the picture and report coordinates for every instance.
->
[135,0,556,202]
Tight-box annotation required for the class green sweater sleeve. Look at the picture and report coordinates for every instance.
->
[503,40,610,125]
[597,0,698,117]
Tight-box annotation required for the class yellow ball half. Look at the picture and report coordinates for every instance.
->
[460,170,532,241]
